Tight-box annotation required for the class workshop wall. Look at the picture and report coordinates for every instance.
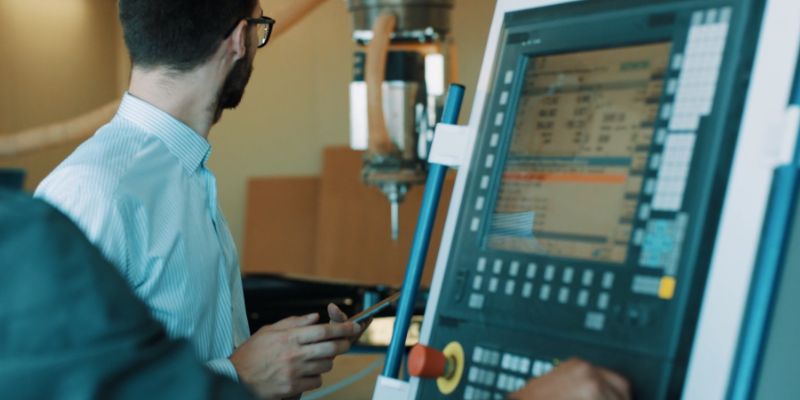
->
[0,0,497,256]
[0,0,123,191]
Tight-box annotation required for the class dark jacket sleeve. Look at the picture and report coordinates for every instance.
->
[0,189,254,400]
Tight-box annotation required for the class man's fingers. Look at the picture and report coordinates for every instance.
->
[301,339,352,359]
[596,368,632,400]
[268,313,319,331]
[297,358,335,376]
[295,322,361,344]
[327,303,349,323]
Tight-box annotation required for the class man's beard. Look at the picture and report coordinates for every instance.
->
[213,49,254,123]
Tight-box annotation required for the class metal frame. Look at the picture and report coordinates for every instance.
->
[407,0,800,398]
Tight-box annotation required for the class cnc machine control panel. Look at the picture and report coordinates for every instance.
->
[417,0,764,398]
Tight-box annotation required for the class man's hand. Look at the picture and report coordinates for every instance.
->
[326,303,372,343]
[229,313,361,400]
[508,358,631,400]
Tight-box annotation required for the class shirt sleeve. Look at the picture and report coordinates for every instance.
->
[34,165,144,287]
[206,357,240,381]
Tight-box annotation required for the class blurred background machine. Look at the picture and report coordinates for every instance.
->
[364,0,800,399]
[243,0,459,337]
[347,0,456,239]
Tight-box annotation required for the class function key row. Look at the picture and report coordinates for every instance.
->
[473,346,501,367]
[473,346,556,378]
[470,276,612,311]
[470,346,557,394]
[475,257,616,289]
[464,385,503,400]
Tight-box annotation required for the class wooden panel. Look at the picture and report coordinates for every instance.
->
[314,147,455,286]
[242,177,319,275]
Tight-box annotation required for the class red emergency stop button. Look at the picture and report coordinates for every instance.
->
[408,344,449,378]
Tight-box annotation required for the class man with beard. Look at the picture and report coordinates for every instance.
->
[34,1,363,399]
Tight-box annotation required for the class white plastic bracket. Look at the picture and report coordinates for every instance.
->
[428,123,471,168]
[372,376,410,400]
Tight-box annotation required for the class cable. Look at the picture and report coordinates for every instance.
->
[301,358,385,400]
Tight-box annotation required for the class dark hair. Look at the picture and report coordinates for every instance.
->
[119,0,258,72]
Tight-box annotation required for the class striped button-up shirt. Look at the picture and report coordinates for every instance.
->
[35,93,250,379]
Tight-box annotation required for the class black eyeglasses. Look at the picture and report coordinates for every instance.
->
[246,16,275,48]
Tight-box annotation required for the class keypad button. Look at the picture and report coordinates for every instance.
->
[638,204,652,220]
[509,261,520,277]
[464,385,476,400]
[481,350,493,365]
[602,272,615,289]
[598,292,610,310]
[473,275,484,291]
[502,354,511,370]
[469,293,485,309]
[526,263,537,279]
[563,268,575,284]
[475,196,485,211]
[532,360,544,377]
[582,270,594,286]
[633,228,645,245]
[504,70,514,84]
[505,280,516,296]
[465,386,476,400]
[544,265,556,281]
[497,374,508,390]
[484,370,496,386]
[490,133,500,148]
[477,369,488,385]
[489,278,499,293]
[520,357,531,374]
[473,347,484,363]
[477,257,487,273]
[493,259,503,274]
[510,355,521,372]
[539,285,551,301]
[522,282,533,298]
[499,91,509,106]
[489,351,500,367]
[543,362,554,374]
[486,153,496,168]
[577,289,590,307]
[468,366,479,383]
[558,287,570,304]
[585,312,606,331]
[525,263,537,279]
[631,275,660,295]
[495,112,505,126]
[481,175,490,189]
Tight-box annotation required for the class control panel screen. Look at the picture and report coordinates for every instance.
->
[487,42,672,264]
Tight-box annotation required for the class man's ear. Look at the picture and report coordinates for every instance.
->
[228,19,248,62]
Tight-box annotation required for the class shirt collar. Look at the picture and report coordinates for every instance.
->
[116,93,211,172]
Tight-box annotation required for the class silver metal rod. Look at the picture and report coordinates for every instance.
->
[391,199,399,240]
